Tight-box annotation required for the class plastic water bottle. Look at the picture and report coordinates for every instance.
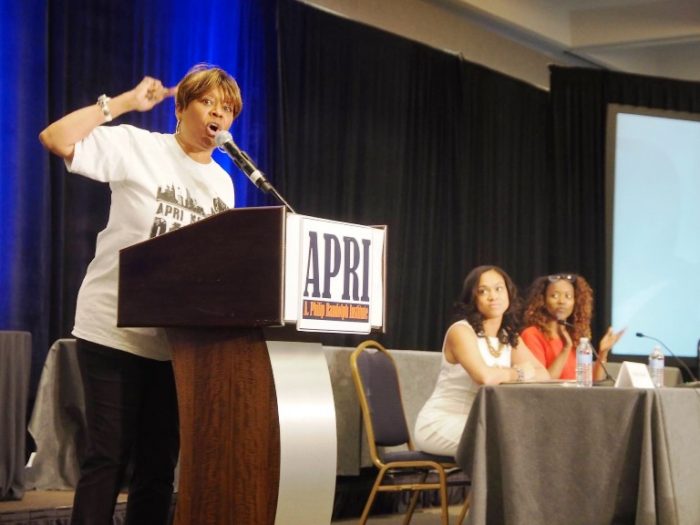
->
[576,337,593,387]
[648,345,665,388]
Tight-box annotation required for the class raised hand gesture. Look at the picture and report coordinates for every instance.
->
[599,326,626,356]
[131,76,176,112]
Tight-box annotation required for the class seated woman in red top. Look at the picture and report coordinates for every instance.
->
[521,273,624,380]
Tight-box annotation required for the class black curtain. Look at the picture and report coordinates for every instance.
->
[550,66,700,340]
[277,1,550,351]
[20,0,700,386]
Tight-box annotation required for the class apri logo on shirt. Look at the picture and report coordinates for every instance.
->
[149,184,228,238]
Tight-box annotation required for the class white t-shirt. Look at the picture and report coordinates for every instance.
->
[66,124,235,360]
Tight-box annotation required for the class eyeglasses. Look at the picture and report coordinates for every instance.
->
[547,274,577,283]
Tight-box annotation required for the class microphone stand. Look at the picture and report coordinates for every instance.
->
[216,134,296,214]
[591,346,615,385]
[636,332,699,385]
[263,184,296,214]
[235,150,296,213]
[557,320,615,383]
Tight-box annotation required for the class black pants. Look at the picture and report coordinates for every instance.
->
[71,339,179,525]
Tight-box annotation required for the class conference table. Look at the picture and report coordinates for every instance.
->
[456,383,700,525]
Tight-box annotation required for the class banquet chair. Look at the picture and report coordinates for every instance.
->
[350,340,470,525]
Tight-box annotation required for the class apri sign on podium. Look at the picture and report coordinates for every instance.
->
[284,214,386,334]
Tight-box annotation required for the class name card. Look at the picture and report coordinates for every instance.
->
[614,361,655,389]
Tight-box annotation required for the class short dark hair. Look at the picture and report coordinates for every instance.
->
[176,63,243,119]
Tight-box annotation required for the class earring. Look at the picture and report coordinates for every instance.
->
[175,120,181,135]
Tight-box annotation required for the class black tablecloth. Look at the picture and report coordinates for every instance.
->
[456,384,700,525]
[0,331,31,500]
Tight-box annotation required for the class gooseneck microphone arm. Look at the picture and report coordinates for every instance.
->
[635,332,698,383]
[215,131,296,214]
[557,320,614,382]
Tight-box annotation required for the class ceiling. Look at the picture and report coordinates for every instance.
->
[432,0,700,83]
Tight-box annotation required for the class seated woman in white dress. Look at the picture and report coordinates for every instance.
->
[414,265,549,456]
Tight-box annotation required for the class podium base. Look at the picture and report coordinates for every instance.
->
[169,328,336,525]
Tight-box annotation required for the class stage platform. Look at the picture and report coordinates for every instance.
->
[0,490,130,524]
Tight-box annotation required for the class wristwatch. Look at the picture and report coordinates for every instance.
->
[97,94,113,122]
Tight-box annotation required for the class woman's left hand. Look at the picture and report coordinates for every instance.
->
[130,76,176,112]
[599,326,626,356]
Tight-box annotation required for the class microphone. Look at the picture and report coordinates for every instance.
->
[214,131,296,213]
[215,131,273,193]
[635,332,699,383]
[558,320,614,383]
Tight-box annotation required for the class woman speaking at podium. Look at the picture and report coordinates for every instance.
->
[414,266,549,456]
[521,273,625,381]
[39,64,242,524]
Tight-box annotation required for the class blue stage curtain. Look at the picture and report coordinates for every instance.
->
[0,0,51,368]
[1,0,277,391]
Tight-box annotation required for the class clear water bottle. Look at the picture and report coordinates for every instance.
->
[576,337,593,388]
[648,345,665,388]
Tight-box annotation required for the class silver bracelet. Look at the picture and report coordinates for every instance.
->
[97,94,113,122]
[514,365,525,382]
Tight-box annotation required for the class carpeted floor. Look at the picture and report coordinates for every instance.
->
[0,490,464,524]
[0,490,129,524]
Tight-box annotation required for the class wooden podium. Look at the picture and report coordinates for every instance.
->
[118,206,345,525]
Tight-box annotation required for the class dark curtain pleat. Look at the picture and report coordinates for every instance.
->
[549,66,700,339]
[0,0,52,391]
[277,2,549,350]
[453,60,551,288]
